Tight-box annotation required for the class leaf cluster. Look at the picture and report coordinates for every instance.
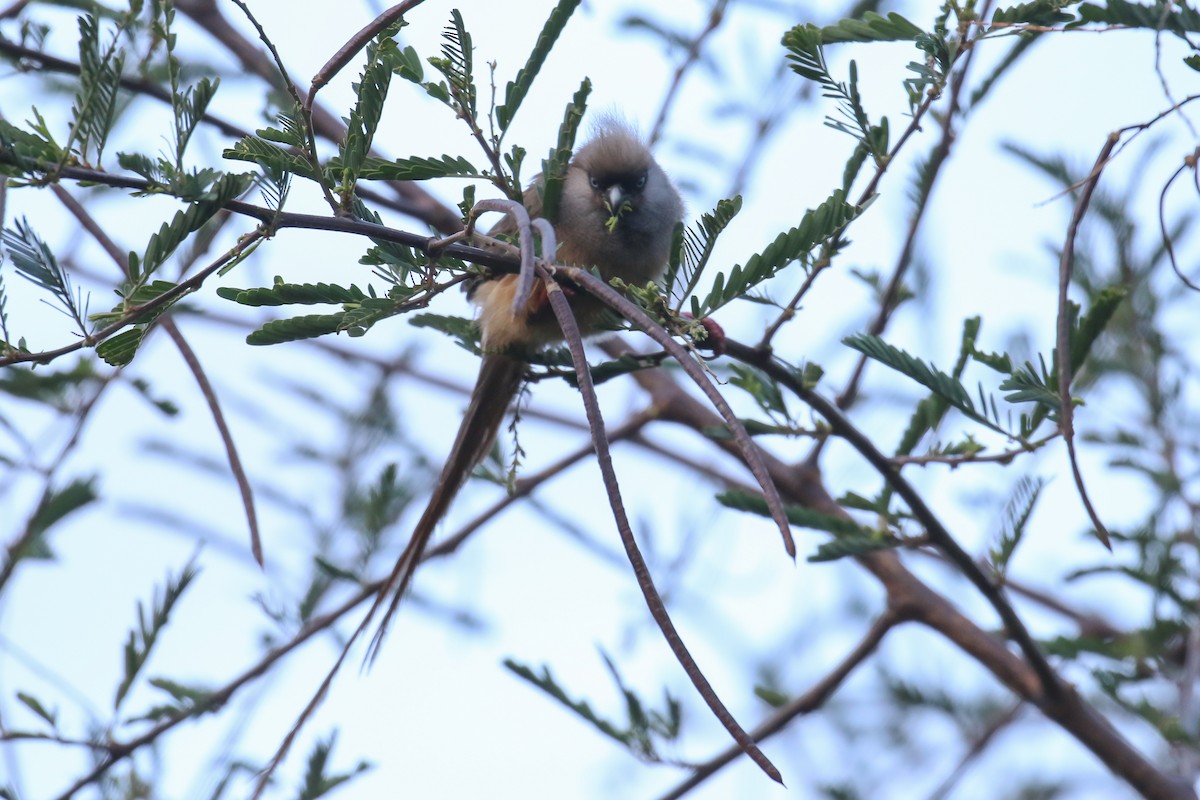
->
[504,653,682,762]
[846,287,1125,446]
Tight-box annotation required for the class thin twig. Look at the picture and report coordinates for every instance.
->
[227,0,339,212]
[49,185,264,565]
[163,324,262,565]
[723,339,1062,700]
[648,0,728,146]
[830,3,989,408]
[926,702,1024,800]
[657,611,897,800]
[306,1,427,113]
[540,266,783,785]
[1056,135,1115,549]
[1157,148,1200,292]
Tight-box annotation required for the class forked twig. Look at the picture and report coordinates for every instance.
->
[539,266,784,785]
[306,1,427,113]
[557,265,796,559]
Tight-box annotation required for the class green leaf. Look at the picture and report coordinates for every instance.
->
[698,191,859,315]
[223,135,319,179]
[172,76,218,162]
[352,197,423,283]
[496,0,583,130]
[783,28,876,145]
[91,280,182,366]
[96,328,145,367]
[892,316,981,457]
[2,217,82,320]
[569,351,663,386]
[408,313,481,352]
[718,490,864,535]
[117,152,171,185]
[1069,286,1125,372]
[347,153,480,181]
[990,1,1077,30]
[0,360,98,405]
[71,13,126,164]
[137,173,250,277]
[257,114,306,147]
[539,79,590,222]
[844,333,976,413]
[16,692,57,728]
[503,653,678,759]
[313,557,362,586]
[114,557,200,710]
[754,685,790,708]
[809,532,904,562]
[297,734,372,800]
[428,10,476,121]
[669,196,741,307]
[147,677,213,706]
[0,116,63,172]
[217,279,367,307]
[841,139,871,194]
[999,358,1060,412]
[245,309,385,345]
[25,477,98,550]
[1074,1,1200,33]
[340,31,402,191]
[990,475,1045,573]
[124,675,219,724]
[729,363,790,421]
[816,11,925,43]
[504,658,629,746]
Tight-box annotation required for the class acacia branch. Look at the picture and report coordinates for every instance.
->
[607,337,1194,800]
[725,338,1060,697]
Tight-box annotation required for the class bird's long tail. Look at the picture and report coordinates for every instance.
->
[363,354,525,663]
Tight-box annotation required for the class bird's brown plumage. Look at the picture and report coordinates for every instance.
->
[366,121,683,657]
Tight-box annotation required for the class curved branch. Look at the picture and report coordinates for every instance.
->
[541,267,783,785]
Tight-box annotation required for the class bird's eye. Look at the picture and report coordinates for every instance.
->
[589,176,602,189]
[634,173,647,190]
